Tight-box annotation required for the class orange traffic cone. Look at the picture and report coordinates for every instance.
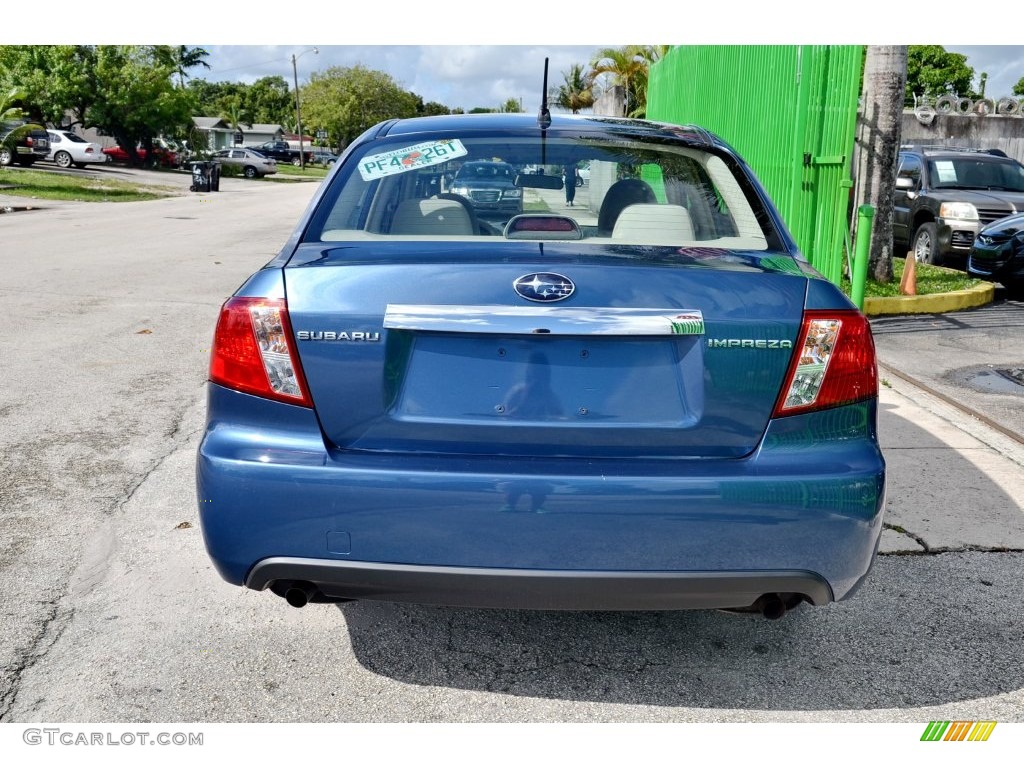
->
[900,251,918,296]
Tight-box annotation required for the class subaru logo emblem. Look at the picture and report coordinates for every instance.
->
[513,272,575,303]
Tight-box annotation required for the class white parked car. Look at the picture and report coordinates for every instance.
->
[46,130,108,169]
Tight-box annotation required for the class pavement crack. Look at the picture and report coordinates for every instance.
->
[880,545,1024,557]
[114,398,199,515]
[0,601,75,722]
[883,522,929,551]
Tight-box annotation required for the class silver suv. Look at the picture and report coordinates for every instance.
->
[894,146,1024,266]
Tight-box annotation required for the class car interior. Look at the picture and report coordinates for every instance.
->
[311,135,771,250]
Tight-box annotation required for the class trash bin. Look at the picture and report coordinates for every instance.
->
[189,160,220,193]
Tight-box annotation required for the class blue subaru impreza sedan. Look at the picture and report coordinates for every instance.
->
[197,112,885,619]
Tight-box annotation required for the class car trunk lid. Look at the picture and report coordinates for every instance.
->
[284,253,807,459]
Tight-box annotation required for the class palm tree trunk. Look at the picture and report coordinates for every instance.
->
[854,45,908,284]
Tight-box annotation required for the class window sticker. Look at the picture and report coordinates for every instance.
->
[359,139,468,181]
[933,160,957,184]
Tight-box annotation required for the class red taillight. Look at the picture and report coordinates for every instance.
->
[25,137,33,146]
[209,297,312,407]
[772,309,877,417]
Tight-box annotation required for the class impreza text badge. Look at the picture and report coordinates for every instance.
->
[513,273,575,303]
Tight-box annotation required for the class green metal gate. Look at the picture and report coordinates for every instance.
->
[646,45,863,285]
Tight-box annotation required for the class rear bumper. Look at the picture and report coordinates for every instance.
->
[198,384,886,609]
[246,558,834,610]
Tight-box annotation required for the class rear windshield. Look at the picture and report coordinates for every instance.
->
[305,132,772,250]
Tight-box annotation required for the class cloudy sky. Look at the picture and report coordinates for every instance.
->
[196,45,602,114]
[15,5,1024,111]
[193,44,1024,116]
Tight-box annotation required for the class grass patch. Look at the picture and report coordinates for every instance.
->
[271,165,329,180]
[0,168,179,202]
[841,257,984,298]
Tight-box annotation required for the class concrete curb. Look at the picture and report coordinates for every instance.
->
[863,279,995,316]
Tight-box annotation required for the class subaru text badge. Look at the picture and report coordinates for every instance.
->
[513,272,575,303]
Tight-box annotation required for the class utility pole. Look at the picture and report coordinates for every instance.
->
[854,45,908,284]
[291,47,318,170]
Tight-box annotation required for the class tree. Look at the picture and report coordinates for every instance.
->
[219,96,253,145]
[84,46,194,165]
[589,47,647,117]
[0,45,193,160]
[0,86,26,122]
[1014,77,1024,96]
[554,64,594,114]
[627,45,669,119]
[301,65,420,149]
[500,98,523,113]
[588,45,667,118]
[154,45,211,88]
[0,45,94,125]
[905,45,976,104]
[415,98,451,117]
[855,45,909,284]
[245,76,292,125]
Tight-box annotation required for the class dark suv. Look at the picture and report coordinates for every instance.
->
[447,160,523,219]
[0,121,50,167]
[894,145,1024,266]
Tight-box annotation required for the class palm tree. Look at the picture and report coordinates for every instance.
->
[155,46,211,88]
[220,97,253,146]
[554,64,595,114]
[588,45,669,118]
[629,45,670,118]
[588,46,646,116]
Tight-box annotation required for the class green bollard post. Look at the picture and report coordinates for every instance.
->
[851,204,874,311]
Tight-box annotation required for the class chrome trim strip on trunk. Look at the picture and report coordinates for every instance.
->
[383,305,705,336]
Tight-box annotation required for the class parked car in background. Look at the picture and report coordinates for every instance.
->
[197,112,885,620]
[246,140,314,166]
[310,150,338,165]
[0,121,50,167]
[894,145,1024,267]
[447,159,523,219]
[575,161,590,186]
[968,211,1024,296]
[210,147,277,178]
[102,144,179,168]
[45,130,108,168]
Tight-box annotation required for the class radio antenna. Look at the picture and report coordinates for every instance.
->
[538,57,551,129]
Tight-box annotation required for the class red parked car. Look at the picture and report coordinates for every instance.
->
[102,144,179,168]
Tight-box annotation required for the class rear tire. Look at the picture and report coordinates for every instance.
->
[244,166,257,179]
[912,222,940,265]
[0,147,12,166]
[55,150,73,169]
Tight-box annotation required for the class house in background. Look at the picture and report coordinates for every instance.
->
[190,118,285,152]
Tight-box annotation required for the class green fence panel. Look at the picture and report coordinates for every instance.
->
[646,45,862,285]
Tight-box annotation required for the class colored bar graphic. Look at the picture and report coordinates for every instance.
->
[921,721,996,742]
